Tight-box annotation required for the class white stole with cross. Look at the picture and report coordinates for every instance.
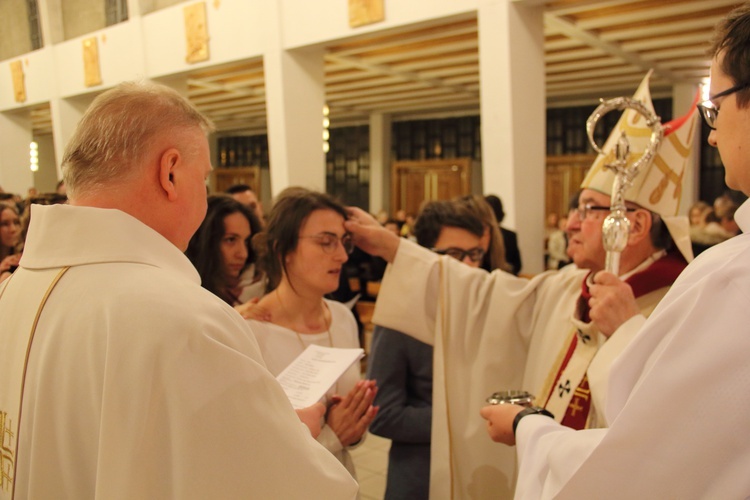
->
[538,319,602,427]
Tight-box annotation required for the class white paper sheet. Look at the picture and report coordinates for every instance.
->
[276,344,364,409]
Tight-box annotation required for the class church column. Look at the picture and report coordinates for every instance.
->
[36,0,64,45]
[49,95,94,180]
[127,0,146,17]
[262,1,326,196]
[369,112,392,214]
[672,82,701,214]
[0,112,33,195]
[478,0,546,274]
[264,46,326,195]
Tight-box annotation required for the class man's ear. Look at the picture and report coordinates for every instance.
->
[158,148,180,201]
[628,209,652,245]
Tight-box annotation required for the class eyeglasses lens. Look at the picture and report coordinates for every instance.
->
[319,234,353,254]
[443,248,484,262]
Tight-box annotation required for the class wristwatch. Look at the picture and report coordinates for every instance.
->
[512,406,554,436]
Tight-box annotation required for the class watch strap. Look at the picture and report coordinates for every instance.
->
[513,406,554,436]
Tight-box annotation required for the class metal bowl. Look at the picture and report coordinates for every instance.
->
[485,390,534,406]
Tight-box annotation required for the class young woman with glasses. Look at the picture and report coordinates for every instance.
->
[454,194,509,273]
[248,187,378,480]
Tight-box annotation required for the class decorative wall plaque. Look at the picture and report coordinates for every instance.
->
[10,60,26,103]
[349,0,384,28]
[184,2,210,64]
[83,37,102,87]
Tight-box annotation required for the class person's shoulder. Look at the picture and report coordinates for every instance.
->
[245,317,287,339]
[326,298,355,318]
[688,234,750,282]
[533,265,586,294]
[501,226,518,238]
[325,299,359,343]
[98,262,251,335]
[372,324,430,350]
[371,324,406,344]
[46,263,257,358]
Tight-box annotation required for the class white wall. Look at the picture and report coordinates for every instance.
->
[33,134,58,192]
[142,0,264,78]
[280,0,478,49]
[0,49,56,110]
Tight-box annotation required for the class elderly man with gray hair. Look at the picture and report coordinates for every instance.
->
[0,81,356,499]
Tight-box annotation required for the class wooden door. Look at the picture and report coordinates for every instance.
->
[213,166,261,194]
[545,154,595,218]
[392,158,471,216]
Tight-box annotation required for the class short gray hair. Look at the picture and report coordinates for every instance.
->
[62,80,214,197]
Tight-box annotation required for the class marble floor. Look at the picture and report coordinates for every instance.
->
[351,432,391,500]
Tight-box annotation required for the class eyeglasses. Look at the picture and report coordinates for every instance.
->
[432,246,485,263]
[697,83,750,130]
[299,232,354,254]
[572,204,636,220]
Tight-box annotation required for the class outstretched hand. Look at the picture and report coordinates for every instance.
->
[344,207,401,262]
[326,379,379,447]
[589,272,639,337]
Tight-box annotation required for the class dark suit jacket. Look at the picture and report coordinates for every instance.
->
[501,226,522,275]
[367,326,432,500]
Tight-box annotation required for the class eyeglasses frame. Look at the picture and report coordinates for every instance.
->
[298,232,354,255]
[573,204,637,221]
[697,82,750,130]
[431,246,486,263]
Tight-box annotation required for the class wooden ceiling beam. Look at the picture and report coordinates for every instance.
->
[544,12,683,83]
[600,17,721,42]
[572,1,740,31]
[545,0,641,17]
[620,32,712,52]
[336,39,479,68]
[325,53,478,98]
[546,47,606,63]
[330,25,478,59]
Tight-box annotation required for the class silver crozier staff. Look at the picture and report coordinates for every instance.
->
[585,98,664,275]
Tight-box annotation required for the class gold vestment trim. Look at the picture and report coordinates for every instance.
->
[9,267,70,498]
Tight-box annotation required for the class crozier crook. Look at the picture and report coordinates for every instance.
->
[586,97,663,275]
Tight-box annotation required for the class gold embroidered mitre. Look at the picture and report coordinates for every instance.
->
[581,71,699,262]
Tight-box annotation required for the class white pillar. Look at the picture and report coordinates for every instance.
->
[369,112,392,213]
[478,0,545,274]
[50,95,94,180]
[672,82,701,215]
[127,0,146,17]
[36,0,64,45]
[33,134,58,192]
[260,0,325,196]
[0,111,34,195]
[264,46,326,195]
[262,0,326,198]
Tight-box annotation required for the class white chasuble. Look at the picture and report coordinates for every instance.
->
[0,267,67,499]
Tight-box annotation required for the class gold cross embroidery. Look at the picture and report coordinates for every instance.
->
[568,386,591,417]
[0,411,15,491]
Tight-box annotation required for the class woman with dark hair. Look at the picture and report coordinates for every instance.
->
[185,194,264,307]
[248,186,378,479]
[0,203,22,283]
